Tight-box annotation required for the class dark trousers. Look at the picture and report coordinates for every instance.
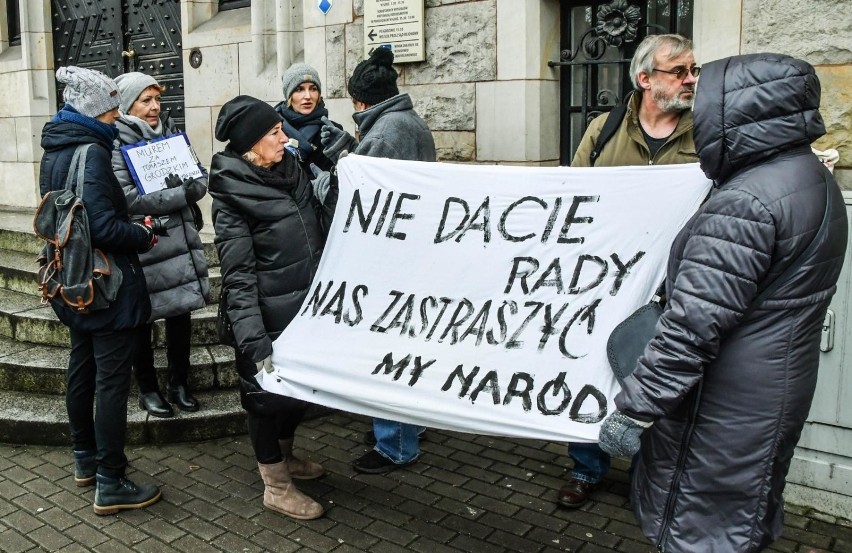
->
[66,326,137,479]
[133,313,192,393]
[235,349,307,464]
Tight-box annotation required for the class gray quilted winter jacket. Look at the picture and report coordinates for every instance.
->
[615,54,848,552]
[352,93,436,162]
[112,115,210,321]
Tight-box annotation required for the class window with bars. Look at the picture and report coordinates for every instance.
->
[557,0,694,164]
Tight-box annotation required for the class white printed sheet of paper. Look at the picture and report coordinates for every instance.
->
[120,132,203,195]
[266,155,711,442]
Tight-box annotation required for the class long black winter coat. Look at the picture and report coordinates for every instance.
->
[616,54,848,552]
[39,112,152,332]
[209,149,326,367]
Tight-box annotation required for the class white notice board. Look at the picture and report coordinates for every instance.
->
[364,0,425,63]
[120,132,204,195]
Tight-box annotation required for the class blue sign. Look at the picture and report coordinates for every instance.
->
[318,0,332,15]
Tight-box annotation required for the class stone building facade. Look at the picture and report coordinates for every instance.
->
[0,0,850,518]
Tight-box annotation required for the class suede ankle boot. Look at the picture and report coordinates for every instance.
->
[73,450,96,487]
[257,461,324,520]
[279,438,325,480]
[93,474,162,516]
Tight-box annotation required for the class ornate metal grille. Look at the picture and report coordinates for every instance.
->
[552,0,693,164]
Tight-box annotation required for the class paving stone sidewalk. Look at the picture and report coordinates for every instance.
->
[1,411,849,552]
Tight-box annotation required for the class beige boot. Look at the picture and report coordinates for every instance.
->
[257,462,324,520]
[279,438,325,480]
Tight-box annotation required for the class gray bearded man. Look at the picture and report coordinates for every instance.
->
[560,34,699,510]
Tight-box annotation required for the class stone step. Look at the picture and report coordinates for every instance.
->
[0,246,222,301]
[0,207,220,265]
[0,206,42,255]
[0,335,238,395]
[0,387,247,446]
[0,287,222,347]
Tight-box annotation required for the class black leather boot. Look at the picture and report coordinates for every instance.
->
[138,391,174,418]
[167,384,199,412]
[94,474,161,515]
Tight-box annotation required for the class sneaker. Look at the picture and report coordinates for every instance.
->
[94,474,162,516]
[73,450,96,487]
[363,429,427,446]
[352,450,416,474]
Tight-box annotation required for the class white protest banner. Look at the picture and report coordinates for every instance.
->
[265,155,711,442]
[120,132,203,195]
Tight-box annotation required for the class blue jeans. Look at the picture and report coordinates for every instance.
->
[569,442,610,484]
[373,419,423,464]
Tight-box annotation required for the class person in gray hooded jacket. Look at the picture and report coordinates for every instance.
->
[112,72,210,418]
[315,46,436,475]
[598,54,848,552]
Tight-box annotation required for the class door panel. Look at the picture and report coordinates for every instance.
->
[125,0,185,126]
[51,0,185,127]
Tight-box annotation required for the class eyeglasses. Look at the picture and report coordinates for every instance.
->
[652,65,701,80]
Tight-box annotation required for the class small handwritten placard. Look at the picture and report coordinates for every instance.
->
[120,132,203,195]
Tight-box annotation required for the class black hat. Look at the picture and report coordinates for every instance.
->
[348,47,399,106]
[215,95,282,155]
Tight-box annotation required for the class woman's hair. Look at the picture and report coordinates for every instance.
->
[629,34,694,89]
[241,149,259,165]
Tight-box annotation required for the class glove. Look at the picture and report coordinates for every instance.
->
[164,173,183,189]
[132,221,157,252]
[255,355,273,374]
[309,163,335,205]
[598,410,653,458]
[182,178,207,203]
[320,116,357,164]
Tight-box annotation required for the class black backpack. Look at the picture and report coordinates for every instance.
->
[34,144,123,313]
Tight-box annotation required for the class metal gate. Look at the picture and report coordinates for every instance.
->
[551,0,694,165]
[51,0,185,126]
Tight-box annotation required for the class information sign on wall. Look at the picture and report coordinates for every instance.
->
[363,0,425,63]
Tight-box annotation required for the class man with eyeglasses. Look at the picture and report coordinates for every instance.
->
[559,34,699,510]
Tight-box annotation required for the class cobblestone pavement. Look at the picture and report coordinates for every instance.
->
[1,411,850,552]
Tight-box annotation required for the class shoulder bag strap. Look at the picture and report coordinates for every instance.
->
[590,92,632,166]
[65,143,93,197]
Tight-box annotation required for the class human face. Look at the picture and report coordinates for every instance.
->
[290,82,320,115]
[95,107,120,125]
[351,98,370,112]
[647,48,698,113]
[249,122,288,169]
[128,85,162,127]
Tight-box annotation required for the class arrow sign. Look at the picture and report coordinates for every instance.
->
[363,0,425,63]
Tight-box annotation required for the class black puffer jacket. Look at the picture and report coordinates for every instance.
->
[616,54,847,552]
[112,114,210,321]
[209,149,326,366]
[39,111,152,332]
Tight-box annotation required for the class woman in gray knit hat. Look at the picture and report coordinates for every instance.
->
[111,72,211,419]
[40,66,161,515]
[274,62,343,173]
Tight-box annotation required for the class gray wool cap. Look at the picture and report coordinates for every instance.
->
[56,66,121,118]
[282,63,322,101]
[114,72,161,114]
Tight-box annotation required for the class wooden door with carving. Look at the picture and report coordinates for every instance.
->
[51,0,185,126]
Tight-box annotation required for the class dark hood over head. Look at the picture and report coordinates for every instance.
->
[692,53,825,183]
